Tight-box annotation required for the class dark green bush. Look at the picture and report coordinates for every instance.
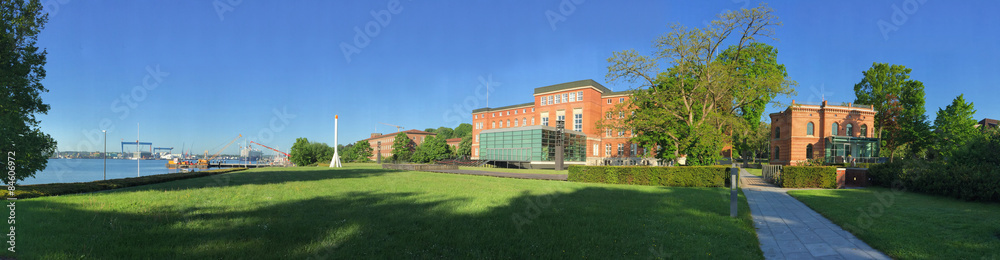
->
[868,131,1000,202]
[7,168,246,199]
[780,166,837,188]
[568,166,733,187]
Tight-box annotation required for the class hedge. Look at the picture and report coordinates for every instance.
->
[5,168,247,199]
[779,166,837,189]
[568,166,734,187]
[869,159,1000,202]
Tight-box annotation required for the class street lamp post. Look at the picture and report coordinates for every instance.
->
[102,130,107,180]
[555,120,565,171]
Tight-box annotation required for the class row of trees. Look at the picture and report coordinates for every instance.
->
[854,63,984,162]
[290,123,475,166]
[289,138,375,166]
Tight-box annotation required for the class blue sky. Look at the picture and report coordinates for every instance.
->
[36,0,999,155]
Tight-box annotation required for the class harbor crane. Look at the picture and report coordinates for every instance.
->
[249,141,291,158]
[379,122,404,133]
[198,134,241,165]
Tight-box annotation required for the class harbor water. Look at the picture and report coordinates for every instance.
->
[16,159,254,185]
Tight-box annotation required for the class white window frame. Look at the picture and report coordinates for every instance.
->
[578,91,583,101]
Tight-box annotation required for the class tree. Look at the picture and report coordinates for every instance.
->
[340,143,356,163]
[289,138,313,166]
[896,81,932,158]
[391,132,415,162]
[854,63,913,138]
[434,127,454,140]
[933,94,979,160]
[1,0,57,183]
[453,123,473,139]
[424,128,436,133]
[456,135,472,159]
[351,140,373,162]
[412,136,451,163]
[602,3,794,165]
[311,142,335,164]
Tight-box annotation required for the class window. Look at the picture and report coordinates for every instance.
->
[557,115,565,126]
[619,97,624,103]
[846,124,854,136]
[569,92,576,102]
[555,94,561,104]
[573,113,582,132]
[606,112,612,119]
[531,108,535,112]
[506,111,510,115]
[577,91,583,101]
[593,144,598,156]
[514,110,517,115]
[861,125,868,137]
[607,129,612,137]
[492,113,495,117]
[475,135,478,142]
[619,112,624,119]
[618,130,624,137]
[563,94,568,103]
[548,96,553,105]
[514,119,518,127]
[806,144,814,159]
[522,109,525,113]
[631,144,637,156]
[531,117,535,125]
[775,127,781,138]
[605,144,611,157]
[807,122,815,136]
[506,120,510,127]
[522,118,526,126]
[542,117,549,126]
[774,146,780,160]
[607,99,612,104]
[617,144,624,156]
[832,123,839,136]
[492,121,495,128]
[474,115,477,119]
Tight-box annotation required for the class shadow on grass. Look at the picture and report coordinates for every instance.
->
[100,167,402,194]
[18,185,761,259]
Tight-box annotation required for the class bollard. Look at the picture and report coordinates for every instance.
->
[730,167,738,218]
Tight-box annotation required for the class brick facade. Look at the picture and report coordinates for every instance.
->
[769,100,877,165]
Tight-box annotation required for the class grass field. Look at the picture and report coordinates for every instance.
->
[745,168,762,177]
[788,188,1000,259]
[5,165,761,259]
[458,166,568,175]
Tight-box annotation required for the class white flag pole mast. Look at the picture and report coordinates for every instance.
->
[330,115,342,167]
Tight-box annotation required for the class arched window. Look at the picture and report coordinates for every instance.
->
[832,123,839,136]
[806,144,814,159]
[774,146,780,160]
[506,120,510,127]
[861,125,868,137]
[514,119,519,127]
[775,127,781,138]
[491,121,495,128]
[806,122,815,136]
[522,118,526,126]
[846,124,854,136]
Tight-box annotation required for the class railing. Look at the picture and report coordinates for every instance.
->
[762,165,783,185]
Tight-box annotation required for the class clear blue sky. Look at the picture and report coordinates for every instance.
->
[37,0,1000,155]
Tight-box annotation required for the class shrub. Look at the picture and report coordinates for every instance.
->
[780,166,836,188]
[568,166,733,187]
[6,168,246,199]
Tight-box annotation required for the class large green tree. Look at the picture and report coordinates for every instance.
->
[853,63,932,161]
[289,138,313,166]
[933,94,978,160]
[453,123,473,139]
[456,135,472,159]
[412,136,451,163]
[434,127,454,140]
[350,140,373,162]
[391,132,415,162]
[602,3,794,165]
[1,0,57,183]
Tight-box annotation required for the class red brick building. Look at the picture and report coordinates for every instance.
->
[769,100,880,165]
[362,130,436,161]
[445,138,462,151]
[470,79,657,168]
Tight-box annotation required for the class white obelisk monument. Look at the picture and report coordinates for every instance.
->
[330,115,342,167]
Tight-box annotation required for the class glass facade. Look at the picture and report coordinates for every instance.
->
[824,136,880,163]
[478,126,586,162]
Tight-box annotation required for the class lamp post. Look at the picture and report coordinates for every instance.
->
[555,119,565,171]
[102,130,107,180]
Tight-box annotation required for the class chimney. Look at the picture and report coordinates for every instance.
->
[792,100,796,105]
[822,100,828,107]
[848,102,853,107]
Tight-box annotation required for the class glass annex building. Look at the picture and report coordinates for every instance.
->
[478,126,587,168]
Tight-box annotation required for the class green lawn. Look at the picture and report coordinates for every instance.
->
[6,165,761,259]
[788,188,1000,259]
[458,166,568,175]
[744,168,762,177]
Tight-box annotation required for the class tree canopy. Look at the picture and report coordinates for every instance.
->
[289,138,334,166]
[601,3,794,165]
[933,94,978,160]
[412,136,451,163]
[1,0,57,183]
[391,133,415,162]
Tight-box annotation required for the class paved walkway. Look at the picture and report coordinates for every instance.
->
[423,169,568,181]
[740,169,890,260]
